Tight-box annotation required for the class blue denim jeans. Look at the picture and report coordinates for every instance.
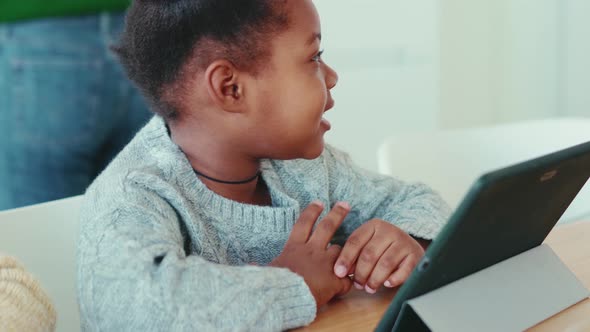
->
[0,13,151,210]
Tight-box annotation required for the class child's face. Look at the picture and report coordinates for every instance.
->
[247,0,338,160]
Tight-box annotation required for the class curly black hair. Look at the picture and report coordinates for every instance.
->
[113,0,289,120]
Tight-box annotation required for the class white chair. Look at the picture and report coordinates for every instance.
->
[0,195,83,332]
[377,117,590,223]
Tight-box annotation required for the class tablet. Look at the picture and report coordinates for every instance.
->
[375,140,590,332]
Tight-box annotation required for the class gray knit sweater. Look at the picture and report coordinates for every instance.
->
[77,116,451,331]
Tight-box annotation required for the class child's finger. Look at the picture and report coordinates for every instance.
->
[384,253,419,288]
[289,201,324,243]
[327,245,353,296]
[348,261,356,278]
[333,225,374,278]
[337,274,353,297]
[364,244,405,293]
[349,236,392,291]
[308,202,350,248]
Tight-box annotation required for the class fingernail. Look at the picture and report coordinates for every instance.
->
[336,201,350,210]
[334,265,347,278]
[354,282,363,290]
[384,280,393,288]
[365,285,376,294]
[312,200,324,208]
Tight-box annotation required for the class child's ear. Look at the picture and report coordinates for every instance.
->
[205,60,245,113]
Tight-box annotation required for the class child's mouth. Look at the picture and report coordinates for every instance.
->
[325,98,335,111]
[321,117,331,130]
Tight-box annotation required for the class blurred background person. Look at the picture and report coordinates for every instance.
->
[0,1,150,210]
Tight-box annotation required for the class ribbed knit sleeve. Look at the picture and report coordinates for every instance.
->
[322,145,452,240]
[78,191,316,331]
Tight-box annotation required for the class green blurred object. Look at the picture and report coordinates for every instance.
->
[0,0,131,23]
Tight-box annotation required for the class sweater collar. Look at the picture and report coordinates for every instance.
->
[139,116,301,233]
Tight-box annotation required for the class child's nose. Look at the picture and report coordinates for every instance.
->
[324,63,338,90]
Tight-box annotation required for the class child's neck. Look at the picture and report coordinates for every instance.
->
[169,121,271,206]
[200,177,272,206]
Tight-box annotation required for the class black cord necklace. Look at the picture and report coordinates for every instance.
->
[193,168,261,185]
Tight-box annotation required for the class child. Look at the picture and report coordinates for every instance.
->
[77,0,451,330]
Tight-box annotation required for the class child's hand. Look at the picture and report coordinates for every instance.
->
[333,219,425,293]
[269,201,353,309]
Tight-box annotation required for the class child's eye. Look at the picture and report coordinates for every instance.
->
[312,50,324,62]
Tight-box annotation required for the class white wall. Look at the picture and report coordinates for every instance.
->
[438,0,505,128]
[316,0,590,171]
[315,1,440,171]
[563,0,590,117]
[439,0,590,128]
[498,0,561,122]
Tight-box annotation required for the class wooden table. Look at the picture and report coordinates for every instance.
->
[294,221,590,331]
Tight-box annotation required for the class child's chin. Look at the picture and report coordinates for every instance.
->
[301,141,325,160]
